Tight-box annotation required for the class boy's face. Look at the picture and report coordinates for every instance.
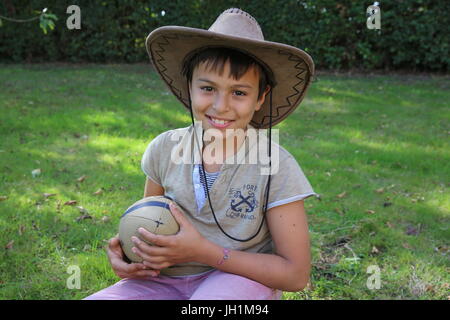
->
[189,59,269,135]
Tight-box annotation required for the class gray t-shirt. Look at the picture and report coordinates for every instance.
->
[141,123,317,276]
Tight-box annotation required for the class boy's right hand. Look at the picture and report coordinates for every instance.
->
[107,236,160,279]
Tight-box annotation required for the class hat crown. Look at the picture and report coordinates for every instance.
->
[208,8,264,41]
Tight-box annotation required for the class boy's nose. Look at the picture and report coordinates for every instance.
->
[213,93,230,112]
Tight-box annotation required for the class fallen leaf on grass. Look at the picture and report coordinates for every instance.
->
[5,240,14,250]
[73,132,89,140]
[402,242,412,249]
[64,200,77,206]
[31,168,41,178]
[411,196,425,203]
[56,200,62,212]
[332,235,352,247]
[434,245,448,255]
[93,188,104,195]
[375,187,385,194]
[366,209,376,214]
[76,206,89,214]
[32,221,39,231]
[336,191,347,199]
[425,284,435,293]
[405,224,421,236]
[76,214,92,222]
[76,175,87,183]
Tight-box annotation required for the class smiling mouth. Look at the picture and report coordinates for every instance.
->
[206,115,234,125]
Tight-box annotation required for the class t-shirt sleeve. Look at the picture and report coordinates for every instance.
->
[267,155,317,210]
[141,133,165,186]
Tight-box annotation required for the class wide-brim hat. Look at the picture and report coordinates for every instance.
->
[145,8,314,129]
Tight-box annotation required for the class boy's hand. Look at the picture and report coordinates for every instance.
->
[106,236,160,279]
[130,203,208,270]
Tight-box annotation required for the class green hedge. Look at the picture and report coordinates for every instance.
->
[0,0,448,71]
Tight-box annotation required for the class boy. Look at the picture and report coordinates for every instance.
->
[85,8,316,300]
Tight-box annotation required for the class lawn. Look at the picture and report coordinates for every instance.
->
[0,64,448,300]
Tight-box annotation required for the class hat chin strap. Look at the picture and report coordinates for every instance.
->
[187,80,272,242]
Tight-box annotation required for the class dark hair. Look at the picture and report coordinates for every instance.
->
[181,47,275,101]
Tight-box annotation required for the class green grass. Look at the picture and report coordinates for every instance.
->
[0,64,448,300]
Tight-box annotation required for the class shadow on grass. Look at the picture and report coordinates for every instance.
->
[0,64,448,299]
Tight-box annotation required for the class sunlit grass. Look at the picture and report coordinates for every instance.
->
[0,64,449,300]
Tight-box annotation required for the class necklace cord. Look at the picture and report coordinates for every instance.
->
[187,80,272,242]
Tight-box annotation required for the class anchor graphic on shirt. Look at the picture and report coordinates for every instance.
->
[230,191,256,213]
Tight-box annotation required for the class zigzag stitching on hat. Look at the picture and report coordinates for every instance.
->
[257,50,308,127]
[152,34,186,100]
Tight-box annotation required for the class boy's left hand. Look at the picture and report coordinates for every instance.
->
[130,203,207,270]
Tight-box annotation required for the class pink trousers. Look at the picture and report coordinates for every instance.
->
[84,269,282,300]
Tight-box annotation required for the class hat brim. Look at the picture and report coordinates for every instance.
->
[146,26,314,129]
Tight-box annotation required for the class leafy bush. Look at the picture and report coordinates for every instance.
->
[0,0,448,71]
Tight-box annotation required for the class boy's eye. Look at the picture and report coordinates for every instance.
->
[199,87,246,96]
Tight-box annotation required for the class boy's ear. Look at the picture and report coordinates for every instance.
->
[255,85,271,111]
